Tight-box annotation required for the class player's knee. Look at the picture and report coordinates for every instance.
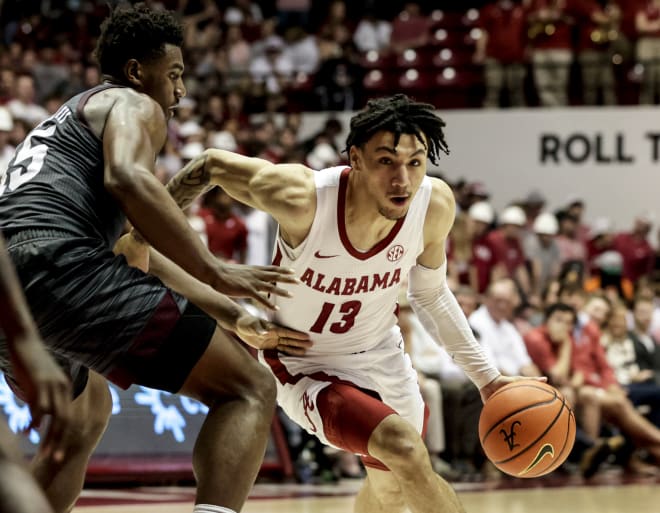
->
[245,364,277,411]
[369,418,425,468]
[67,374,112,447]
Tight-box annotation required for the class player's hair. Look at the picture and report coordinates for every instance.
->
[94,3,184,80]
[344,94,450,164]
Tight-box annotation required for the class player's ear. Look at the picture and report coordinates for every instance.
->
[349,147,360,170]
[124,59,143,87]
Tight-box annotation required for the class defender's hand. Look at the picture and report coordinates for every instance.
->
[213,262,298,310]
[235,315,312,356]
[114,230,150,272]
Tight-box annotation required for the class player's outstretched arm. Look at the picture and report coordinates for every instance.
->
[407,179,501,392]
[0,233,72,462]
[148,248,312,355]
[167,148,317,247]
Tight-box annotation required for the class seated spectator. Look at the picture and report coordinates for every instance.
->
[555,210,588,270]
[523,302,626,477]
[469,279,540,377]
[629,295,660,385]
[524,211,561,300]
[199,187,248,263]
[6,73,48,128]
[408,285,484,478]
[467,201,496,295]
[613,213,655,285]
[525,303,660,474]
[603,303,660,427]
[486,206,532,295]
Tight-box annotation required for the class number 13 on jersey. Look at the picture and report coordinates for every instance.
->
[309,300,362,334]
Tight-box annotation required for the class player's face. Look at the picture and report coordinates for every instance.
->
[139,44,186,120]
[351,131,428,221]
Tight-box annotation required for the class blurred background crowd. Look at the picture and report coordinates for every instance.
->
[1,0,660,486]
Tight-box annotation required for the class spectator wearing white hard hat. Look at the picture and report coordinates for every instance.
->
[524,212,561,298]
[448,200,492,290]
[486,205,531,295]
[467,201,496,294]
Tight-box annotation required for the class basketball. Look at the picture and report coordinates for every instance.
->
[478,380,576,478]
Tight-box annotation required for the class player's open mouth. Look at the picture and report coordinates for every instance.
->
[390,196,408,206]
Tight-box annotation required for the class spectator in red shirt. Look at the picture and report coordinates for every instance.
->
[474,0,528,108]
[636,0,660,104]
[467,201,496,294]
[486,205,531,295]
[555,287,660,467]
[613,214,655,285]
[199,187,248,262]
[527,0,574,106]
[573,0,620,105]
[389,2,431,54]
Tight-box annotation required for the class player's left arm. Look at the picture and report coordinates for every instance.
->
[408,179,542,400]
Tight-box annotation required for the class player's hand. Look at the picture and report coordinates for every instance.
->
[479,375,547,404]
[234,315,312,356]
[212,262,299,310]
[113,230,150,272]
[9,335,72,462]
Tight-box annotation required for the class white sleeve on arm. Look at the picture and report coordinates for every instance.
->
[407,261,501,389]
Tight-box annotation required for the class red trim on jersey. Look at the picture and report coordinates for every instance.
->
[272,243,282,266]
[337,167,405,260]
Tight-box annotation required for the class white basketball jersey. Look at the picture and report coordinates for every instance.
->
[272,166,432,356]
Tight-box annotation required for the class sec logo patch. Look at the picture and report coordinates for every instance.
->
[387,245,404,262]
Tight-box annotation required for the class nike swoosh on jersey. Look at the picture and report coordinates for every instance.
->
[518,443,555,476]
[314,250,339,259]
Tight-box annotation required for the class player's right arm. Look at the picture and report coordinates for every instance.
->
[0,233,71,462]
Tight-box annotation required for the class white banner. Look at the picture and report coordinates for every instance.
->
[298,107,660,233]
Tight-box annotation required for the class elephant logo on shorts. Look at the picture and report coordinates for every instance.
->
[302,392,317,432]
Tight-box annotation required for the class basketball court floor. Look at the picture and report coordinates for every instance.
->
[72,470,660,513]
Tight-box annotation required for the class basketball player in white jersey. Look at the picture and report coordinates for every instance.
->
[165,94,541,512]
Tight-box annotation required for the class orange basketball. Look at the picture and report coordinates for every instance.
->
[478,380,576,478]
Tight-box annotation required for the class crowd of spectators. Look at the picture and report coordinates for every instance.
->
[2,0,660,485]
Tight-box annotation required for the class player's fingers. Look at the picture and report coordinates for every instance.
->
[258,270,300,284]
[272,326,311,341]
[276,344,307,356]
[257,282,293,298]
[249,289,279,311]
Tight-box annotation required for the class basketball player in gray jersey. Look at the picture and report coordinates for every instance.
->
[0,5,310,513]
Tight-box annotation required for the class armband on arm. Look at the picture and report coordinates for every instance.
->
[407,262,500,389]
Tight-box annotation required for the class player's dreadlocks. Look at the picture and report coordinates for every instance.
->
[95,3,184,81]
[344,94,450,164]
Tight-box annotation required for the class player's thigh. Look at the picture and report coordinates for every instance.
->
[179,328,276,406]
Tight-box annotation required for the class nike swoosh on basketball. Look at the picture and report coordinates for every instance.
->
[314,250,339,259]
[518,443,555,476]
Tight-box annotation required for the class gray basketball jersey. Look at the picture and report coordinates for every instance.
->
[0,84,126,246]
